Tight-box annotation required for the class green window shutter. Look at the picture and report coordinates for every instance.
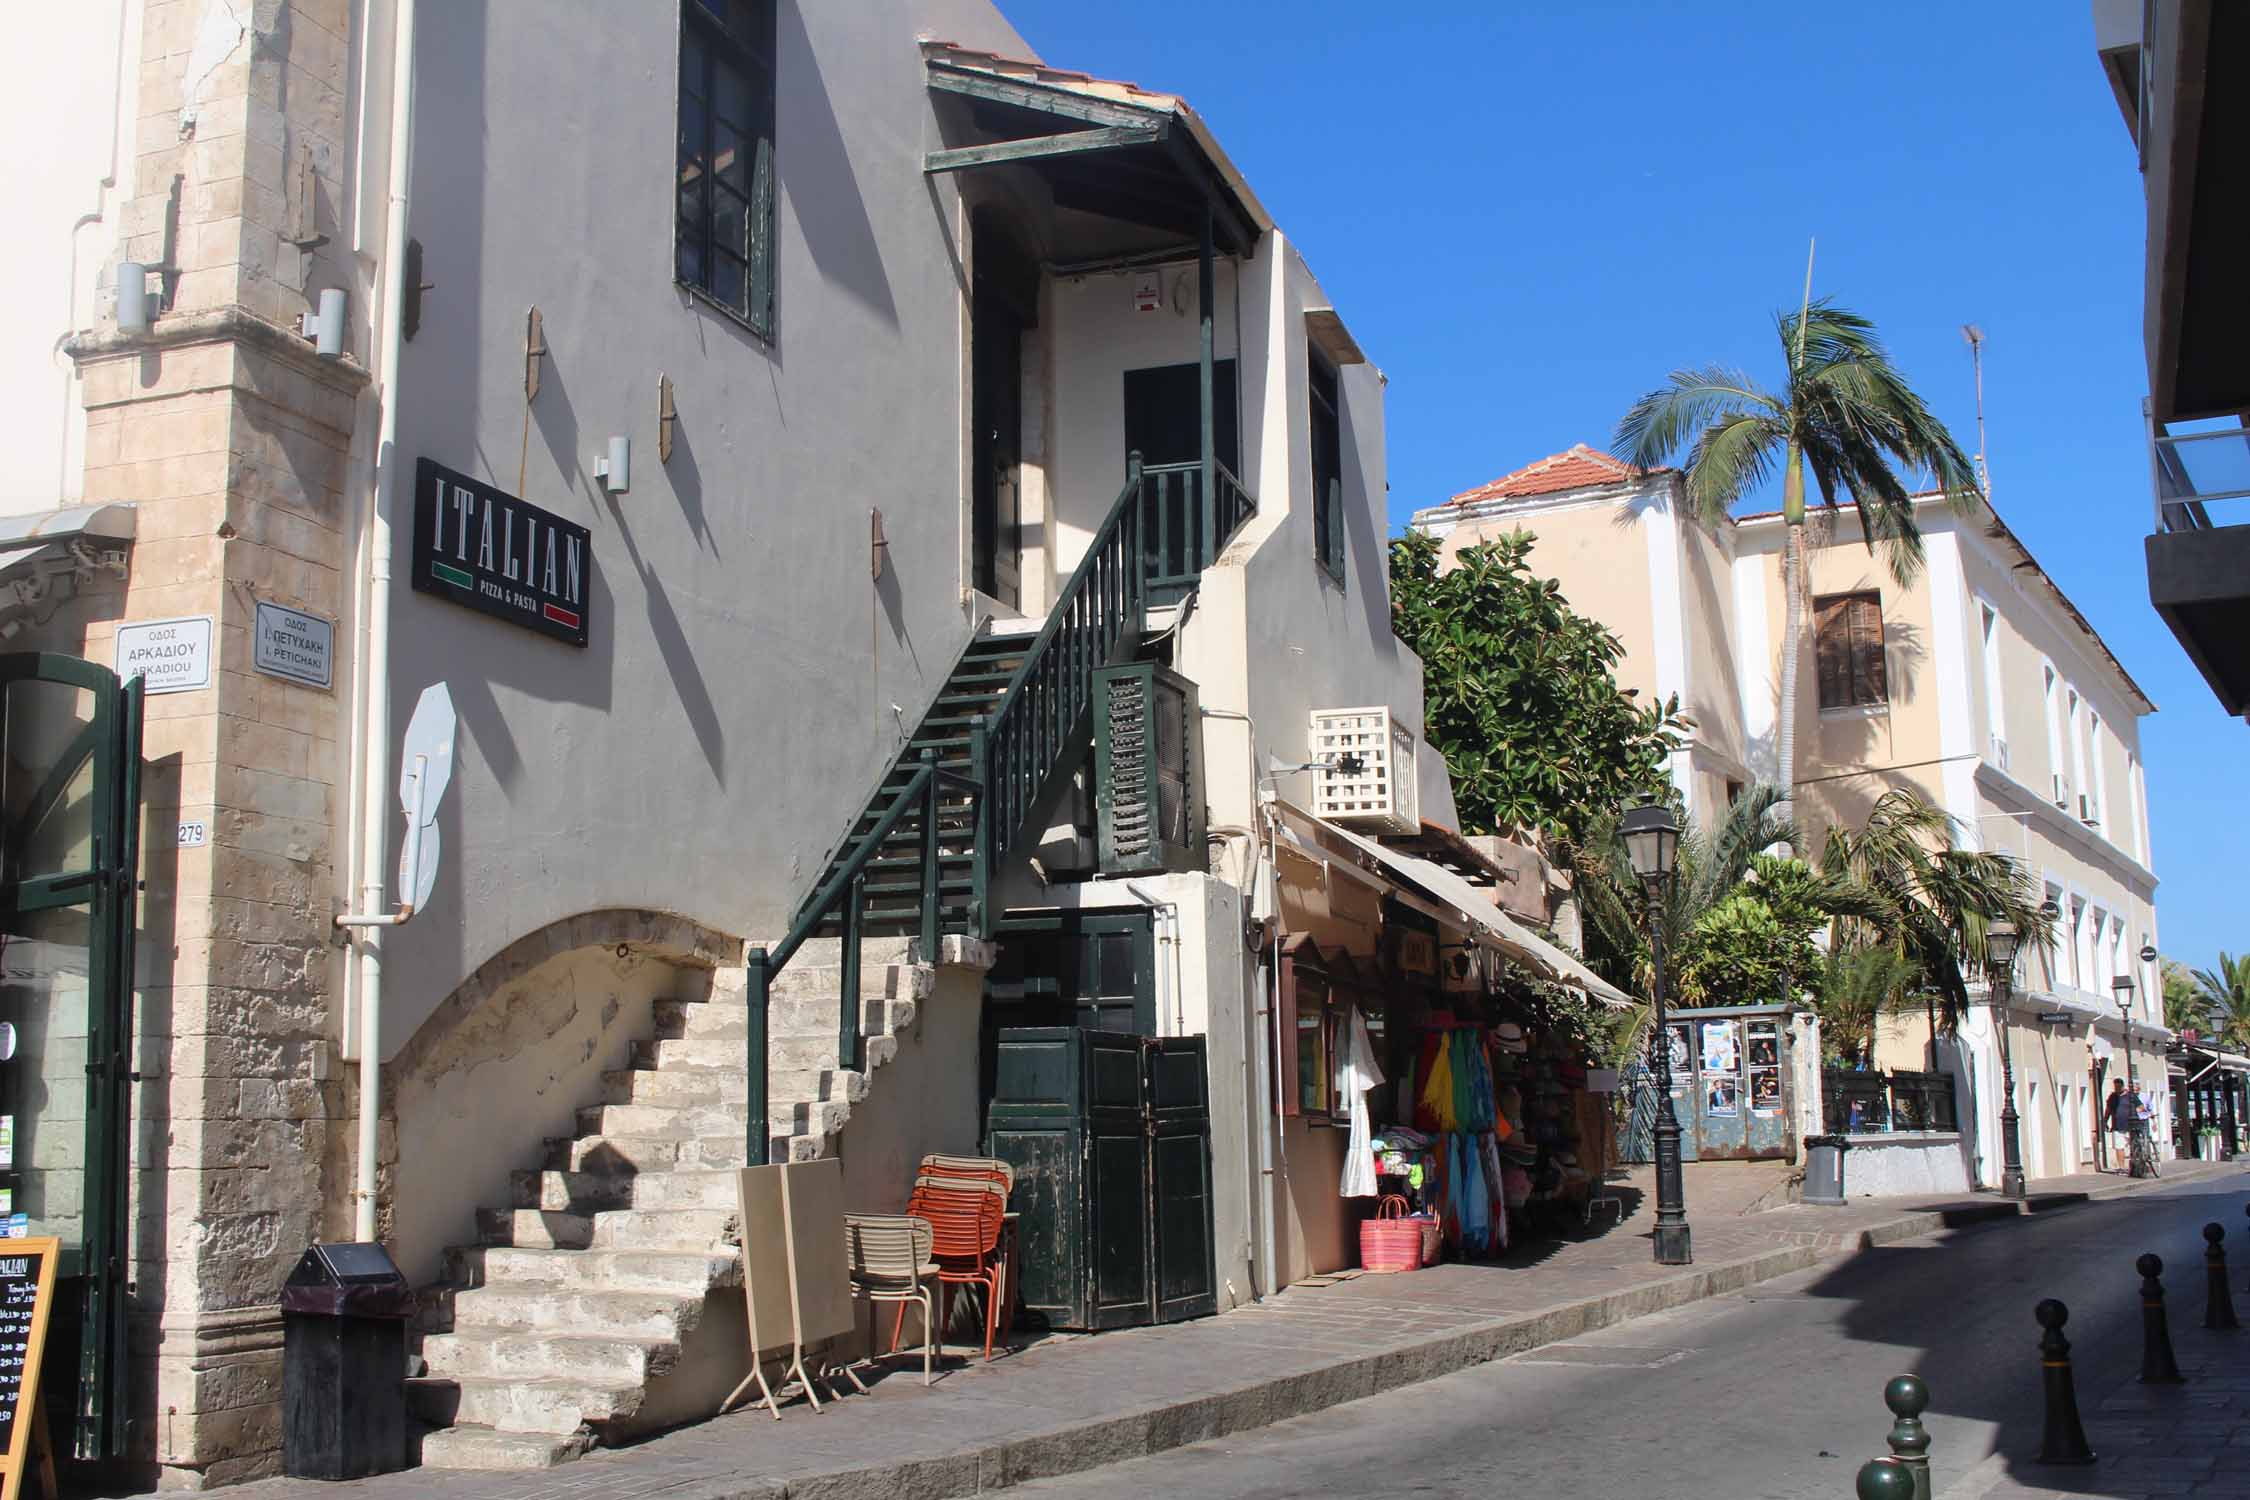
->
[747,132,776,338]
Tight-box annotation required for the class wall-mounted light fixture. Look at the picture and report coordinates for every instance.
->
[116,262,153,334]
[595,436,631,494]
[299,288,347,357]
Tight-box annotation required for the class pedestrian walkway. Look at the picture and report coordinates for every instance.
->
[232,1158,2239,1500]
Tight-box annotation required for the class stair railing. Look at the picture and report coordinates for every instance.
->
[971,458,1157,915]
[1138,457,1257,603]
[743,749,980,1166]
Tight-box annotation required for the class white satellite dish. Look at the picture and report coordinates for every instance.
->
[396,683,457,911]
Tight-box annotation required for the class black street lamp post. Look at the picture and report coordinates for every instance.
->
[2112,975,2158,1179]
[1623,801,1691,1265]
[1988,920,2027,1200]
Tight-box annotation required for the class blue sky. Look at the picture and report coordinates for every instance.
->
[1005,0,2240,976]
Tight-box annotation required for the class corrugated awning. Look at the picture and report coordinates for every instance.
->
[1312,818,1633,1011]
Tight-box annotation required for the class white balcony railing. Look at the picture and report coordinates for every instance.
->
[2147,400,2250,533]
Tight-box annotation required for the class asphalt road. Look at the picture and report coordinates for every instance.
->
[1014,1167,2250,1500]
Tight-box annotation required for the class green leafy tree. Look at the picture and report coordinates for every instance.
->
[2162,959,2211,1034]
[2192,953,2250,1050]
[1572,786,1883,1036]
[1813,944,1926,1068]
[1818,790,2052,1030]
[1389,528,1687,843]
[1613,301,1981,847]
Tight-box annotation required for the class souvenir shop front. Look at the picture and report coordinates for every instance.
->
[2170,1041,2249,1160]
[1264,806,1633,1283]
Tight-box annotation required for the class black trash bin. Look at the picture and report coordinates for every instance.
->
[1802,1134,1851,1206]
[280,1242,414,1479]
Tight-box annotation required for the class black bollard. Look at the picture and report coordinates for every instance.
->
[2139,1253,2185,1384]
[2205,1224,2240,1331]
[1856,1457,1917,1500]
[2036,1299,2097,1466]
[1883,1374,1932,1500]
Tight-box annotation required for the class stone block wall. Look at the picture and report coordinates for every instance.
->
[66,1,366,1486]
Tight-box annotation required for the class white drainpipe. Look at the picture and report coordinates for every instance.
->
[339,0,417,1245]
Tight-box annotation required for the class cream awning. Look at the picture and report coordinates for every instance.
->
[1313,819,1633,1010]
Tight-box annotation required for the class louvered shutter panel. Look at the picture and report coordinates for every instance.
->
[1850,595,1887,705]
[747,132,776,338]
[1814,596,1850,709]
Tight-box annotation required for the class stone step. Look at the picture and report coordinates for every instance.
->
[601,1063,868,1110]
[421,1328,678,1386]
[408,1372,642,1436]
[622,1170,745,1212]
[478,1207,594,1250]
[546,1133,748,1175]
[576,1102,743,1140]
[512,1170,634,1214]
[451,1246,738,1296]
[651,991,921,1042]
[418,1424,592,1471]
[587,1207,737,1251]
[446,1281,695,1341]
[768,1033,897,1075]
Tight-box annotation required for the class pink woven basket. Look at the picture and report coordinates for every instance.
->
[1358,1195,1422,1273]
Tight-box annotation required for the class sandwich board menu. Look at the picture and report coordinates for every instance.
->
[0,1238,57,1500]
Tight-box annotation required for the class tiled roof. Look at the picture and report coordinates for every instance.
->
[919,40,1182,110]
[1449,444,1653,505]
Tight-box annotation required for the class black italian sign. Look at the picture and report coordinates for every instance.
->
[410,458,591,647]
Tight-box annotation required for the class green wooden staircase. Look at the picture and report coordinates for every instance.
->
[742,455,1254,1164]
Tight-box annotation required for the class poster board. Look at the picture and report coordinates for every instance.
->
[0,1239,59,1500]
[779,1159,853,1346]
[734,1168,794,1358]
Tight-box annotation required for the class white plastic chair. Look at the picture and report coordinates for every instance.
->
[844,1213,938,1385]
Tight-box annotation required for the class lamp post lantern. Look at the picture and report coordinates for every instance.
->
[1622,800,1691,1265]
[1987,920,2027,1199]
[2112,974,2158,1179]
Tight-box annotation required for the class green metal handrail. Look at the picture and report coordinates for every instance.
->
[743,749,980,1166]
[1140,457,1256,602]
[973,457,1155,901]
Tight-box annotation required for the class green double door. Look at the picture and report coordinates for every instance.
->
[1,653,144,1460]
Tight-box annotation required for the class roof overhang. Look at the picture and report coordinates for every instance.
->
[923,49,1266,257]
[1274,805,1630,1008]
[0,503,136,637]
[2135,0,2250,421]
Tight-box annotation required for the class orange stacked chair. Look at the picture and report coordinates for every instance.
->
[895,1162,1009,1361]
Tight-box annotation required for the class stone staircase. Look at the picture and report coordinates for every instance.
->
[410,940,929,1470]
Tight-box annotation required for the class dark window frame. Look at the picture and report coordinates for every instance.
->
[676,0,777,338]
[1814,590,1889,710]
[1308,345,1345,585]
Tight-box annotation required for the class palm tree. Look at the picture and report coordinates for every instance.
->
[2162,959,2212,1035]
[1814,943,1925,1068]
[2192,953,2250,1050]
[1572,783,1883,1026]
[1614,301,1982,844]
[1817,790,2051,1031]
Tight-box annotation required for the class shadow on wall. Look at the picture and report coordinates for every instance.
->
[779,0,895,331]
[381,910,741,1285]
[1339,384,1398,660]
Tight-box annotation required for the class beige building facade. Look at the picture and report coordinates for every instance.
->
[1413,448,2171,1188]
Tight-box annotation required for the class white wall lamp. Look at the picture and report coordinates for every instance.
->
[116,262,154,334]
[595,435,631,495]
[298,288,347,357]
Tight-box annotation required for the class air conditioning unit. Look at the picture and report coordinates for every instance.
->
[2078,793,2099,827]
[2050,773,2069,809]
[1093,662,1204,875]
[1989,734,2010,772]
[1309,707,1419,835]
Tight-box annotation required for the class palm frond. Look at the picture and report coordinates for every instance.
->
[1612,368,1780,477]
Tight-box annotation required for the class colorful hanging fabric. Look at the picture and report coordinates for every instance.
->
[1421,1033,1458,1133]
[1457,1131,1491,1254]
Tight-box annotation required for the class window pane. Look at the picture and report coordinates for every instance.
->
[712,118,749,194]
[680,30,707,99]
[3,680,101,881]
[4,905,94,1251]
[714,60,755,131]
[711,251,746,312]
[678,94,708,165]
[676,234,703,288]
[712,183,748,257]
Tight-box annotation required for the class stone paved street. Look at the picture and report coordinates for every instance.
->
[220,1160,2242,1500]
